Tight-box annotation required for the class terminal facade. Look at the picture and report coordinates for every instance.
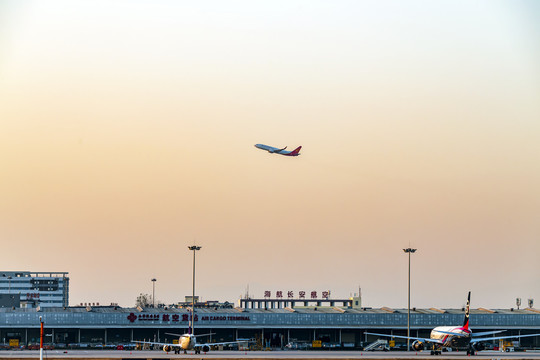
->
[1,305,539,349]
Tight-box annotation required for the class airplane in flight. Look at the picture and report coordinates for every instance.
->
[365,292,540,355]
[254,144,302,156]
[134,314,243,354]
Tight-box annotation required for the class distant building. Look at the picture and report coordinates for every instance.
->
[177,296,234,309]
[0,271,69,308]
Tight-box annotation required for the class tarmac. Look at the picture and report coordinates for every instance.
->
[0,350,540,360]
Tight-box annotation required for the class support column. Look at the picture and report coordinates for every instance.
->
[104,329,107,344]
[78,329,81,343]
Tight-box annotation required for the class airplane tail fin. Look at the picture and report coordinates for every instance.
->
[289,146,302,156]
[463,291,471,330]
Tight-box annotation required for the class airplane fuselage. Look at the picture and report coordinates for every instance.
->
[179,334,195,350]
[431,326,471,349]
[254,144,301,156]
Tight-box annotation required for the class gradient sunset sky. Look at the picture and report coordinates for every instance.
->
[1,0,539,309]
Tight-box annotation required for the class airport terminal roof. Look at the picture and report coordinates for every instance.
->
[1,306,538,315]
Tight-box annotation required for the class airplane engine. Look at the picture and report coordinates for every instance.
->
[201,345,210,353]
[163,345,171,352]
[412,340,424,351]
[473,343,485,351]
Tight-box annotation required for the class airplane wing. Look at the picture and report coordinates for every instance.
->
[471,333,540,343]
[364,332,444,344]
[471,330,506,337]
[193,332,215,338]
[164,332,182,337]
[195,340,250,348]
[133,340,178,347]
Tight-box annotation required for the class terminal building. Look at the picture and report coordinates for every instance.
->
[0,275,538,350]
[0,272,69,308]
[1,302,539,349]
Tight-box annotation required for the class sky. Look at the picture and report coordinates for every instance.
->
[1,0,539,310]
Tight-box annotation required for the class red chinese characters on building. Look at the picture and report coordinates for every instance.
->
[162,314,170,321]
[260,290,331,299]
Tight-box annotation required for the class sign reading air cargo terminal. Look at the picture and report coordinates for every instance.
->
[128,313,251,323]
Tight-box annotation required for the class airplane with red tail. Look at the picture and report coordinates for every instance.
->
[365,292,540,355]
[254,144,301,156]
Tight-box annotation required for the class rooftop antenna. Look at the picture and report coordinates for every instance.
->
[245,284,250,299]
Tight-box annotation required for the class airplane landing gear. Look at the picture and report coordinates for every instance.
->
[430,350,441,355]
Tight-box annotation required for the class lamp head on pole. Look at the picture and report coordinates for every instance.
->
[188,246,202,251]
[403,248,417,253]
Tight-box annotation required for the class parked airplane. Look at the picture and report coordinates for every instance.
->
[365,292,540,355]
[254,144,301,156]
[134,313,242,354]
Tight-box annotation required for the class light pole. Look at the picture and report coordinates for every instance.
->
[403,248,417,351]
[188,245,202,334]
[151,278,156,308]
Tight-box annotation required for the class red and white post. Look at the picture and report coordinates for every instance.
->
[39,316,44,360]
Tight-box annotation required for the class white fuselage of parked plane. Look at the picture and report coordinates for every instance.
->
[431,326,471,347]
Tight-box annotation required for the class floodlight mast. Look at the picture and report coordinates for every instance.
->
[403,248,417,351]
[188,245,202,335]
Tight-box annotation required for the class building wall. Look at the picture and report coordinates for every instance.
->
[1,308,539,348]
[0,294,20,308]
[0,272,69,308]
